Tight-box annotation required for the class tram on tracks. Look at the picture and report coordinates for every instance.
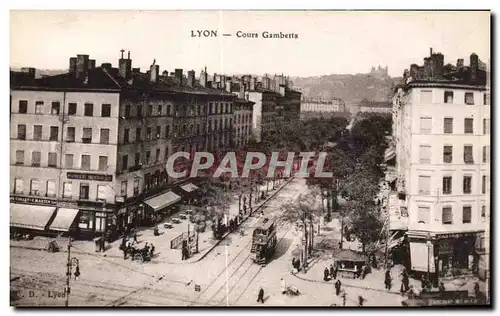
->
[251,217,277,265]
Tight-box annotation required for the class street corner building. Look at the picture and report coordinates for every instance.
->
[9,51,302,242]
[388,49,490,287]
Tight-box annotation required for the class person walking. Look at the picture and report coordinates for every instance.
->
[257,287,265,303]
[133,231,138,244]
[384,269,392,291]
[400,269,410,293]
[324,266,330,281]
[439,282,445,292]
[281,278,287,295]
[329,264,335,280]
[335,279,342,296]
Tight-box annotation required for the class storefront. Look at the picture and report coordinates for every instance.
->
[10,203,57,232]
[177,182,200,205]
[49,208,79,233]
[143,190,182,224]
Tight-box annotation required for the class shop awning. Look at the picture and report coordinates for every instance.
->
[10,203,56,231]
[49,208,79,232]
[180,182,199,193]
[144,191,181,212]
[384,147,396,162]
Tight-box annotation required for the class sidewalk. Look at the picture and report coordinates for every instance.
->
[10,178,293,265]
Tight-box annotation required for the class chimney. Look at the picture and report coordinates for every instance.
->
[175,69,183,86]
[430,52,444,78]
[132,67,141,73]
[430,47,433,56]
[470,53,478,82]
[239,83,245,99]
[225,78,232,93]
[279,85,285,97]
[118,50,132,79]
[410,64,419,79]
[69,57,77,74]
[187,70,195,87]
[200,67,207,87]
[250,77,256,91]
[101,63,112,71]
[20,67,36,80]
[221,75,226,90]
[150,64,160,83]
[423,57,432,79]
[457,58,464,69]
[76,54,89,79]
[88,59,96,70]
[162,70,168,77]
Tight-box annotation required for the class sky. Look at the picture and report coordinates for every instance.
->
[9,10,490,78]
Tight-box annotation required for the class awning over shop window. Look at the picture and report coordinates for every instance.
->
[10,203,56,231]
[180,182,199,193]
[384,147,396,162]
[49,208,79,232]
[144,191,181,212]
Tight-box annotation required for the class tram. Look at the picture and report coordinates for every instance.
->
[251,217,277,265]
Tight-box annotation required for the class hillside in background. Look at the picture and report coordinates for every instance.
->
[291,73,402,106]
[10,68,66,78]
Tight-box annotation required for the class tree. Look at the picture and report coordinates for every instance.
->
[345,200,384,253]
[280,190,322,263]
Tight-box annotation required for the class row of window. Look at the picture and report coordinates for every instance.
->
[121,147,172,171]
[235,113,252,124]
[123,101,233,118]
[420,117,490,134]
[16,124,111,144]
[14,150,109,171]
[12,178,119,200]
[418,174,490,195]
[420,90,490,106]
[417,204,487,225]
[16,100,112,117]
[418,144,490,164]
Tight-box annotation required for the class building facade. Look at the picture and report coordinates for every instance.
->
[232,98,254,149]
[10,52,234,239]
[392,50,490,283]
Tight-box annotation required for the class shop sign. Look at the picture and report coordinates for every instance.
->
[436,232,480,240]
[10,195,57,206]
[67,172,113,182]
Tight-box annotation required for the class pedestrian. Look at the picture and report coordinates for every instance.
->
[354,264,359,279]
[150,244,155,257]
[361,265,367,280]
[281,278,287,295]
[335,279,342,296]
[257,287,265,303]
[133,231,138,244]
[296,258,301,272]
[358,295,365,306]
[439,282,445,292]
[332,266,338,280]
[329,264,334,279]
[384,269,392,291]
[122,246,127,260]
[324,266,330,281]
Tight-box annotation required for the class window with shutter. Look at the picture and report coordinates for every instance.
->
[97,185,106,201]
[463,176,472,194]
[482,146,490,163]
[464,93,474,105]
[82,128,92,143]
[483,119,490,134]
[443,145,453,163]
[65,154,74,169]
[464,145,474,163]
[79,183,90,199]
[33,125,42,141]
[122,155,128,171]
[84,103,94,116]
[464,118,474,134]
[16,150,24,165]
[48,152,57,167]
[17,124,26,140]
[81,155,91,170]
[420,90,432,103]
[418,206,430,224]
[462,206,472,223]
[63,182,72,198]
[133,178,140,195]
[121,181,128,197]
[418,176,431,195]
[68,103,77,115]
[35,101,43,114]
[14,178,23,194]
[442,207,453,224]
[49,126,59,141]
[19,100,28,113]
[482,175,489,194]
[101,104,111,117]
[442,176,452,194]
[66,127,75,142]
[46,180,56,197]
[443,118,453,134]
[51,102,60,115]
[31,151,41,167]
[98,156,108,171]
[419,145,431,163]
[444,91,454,103]
[30,179,40,196]
[100,129,110,144]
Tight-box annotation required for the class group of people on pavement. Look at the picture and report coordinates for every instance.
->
[120,232,155,261]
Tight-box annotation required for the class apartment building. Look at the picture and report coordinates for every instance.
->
[392,50,490,283]
[233,97,254,149]
[300,97,347,120]
[10,52,234,239]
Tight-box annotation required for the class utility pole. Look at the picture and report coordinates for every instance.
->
[65,236,71,307]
